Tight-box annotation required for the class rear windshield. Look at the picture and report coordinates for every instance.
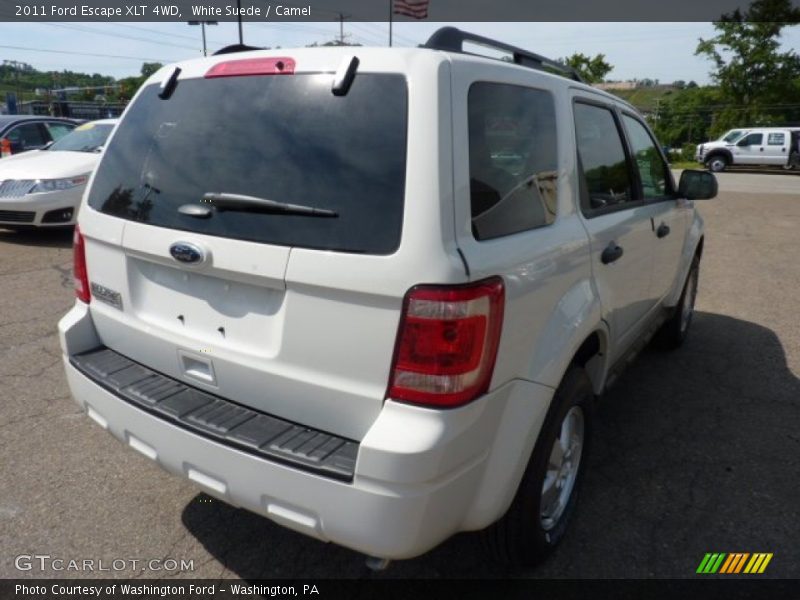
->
[88,73,408,255]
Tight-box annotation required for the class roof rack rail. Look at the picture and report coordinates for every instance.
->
[423,26,584,83]
[213,44,265,56]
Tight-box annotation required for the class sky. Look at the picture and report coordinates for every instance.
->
[0,21,799,84]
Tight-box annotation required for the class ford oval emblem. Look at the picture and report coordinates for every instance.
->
[169,241,205,265]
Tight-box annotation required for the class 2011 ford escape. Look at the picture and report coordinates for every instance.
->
[59,28,718,567]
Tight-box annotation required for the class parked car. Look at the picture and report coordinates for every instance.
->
[58,28,716,568]
[696,126,800,171]
[0,119,117,229]
[0,115,78,156]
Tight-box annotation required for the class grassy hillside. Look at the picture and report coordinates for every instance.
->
[608,86,686,112]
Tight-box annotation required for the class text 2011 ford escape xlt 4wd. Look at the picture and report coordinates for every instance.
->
[59,28,717,567]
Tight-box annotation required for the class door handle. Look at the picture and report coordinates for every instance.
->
[656,223,670,238]
[760,147,764,151]
[601,242,624,264]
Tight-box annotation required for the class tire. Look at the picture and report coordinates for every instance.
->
[785,151,800,171]
[705,155,728,172]
[657,256,700,350]
[484,367,594,567]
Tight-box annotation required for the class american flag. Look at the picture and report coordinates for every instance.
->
[393,0,429,19]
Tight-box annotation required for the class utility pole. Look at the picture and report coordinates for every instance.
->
[236,0,244,45]
[188,20,218,56]
[3,60,25,106]
[336,12,351,45]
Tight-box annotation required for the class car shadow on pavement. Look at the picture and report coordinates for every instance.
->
[0,226,73,248]
[181,311,800,579]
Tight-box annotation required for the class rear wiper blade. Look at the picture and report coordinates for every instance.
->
[200,192,338,218]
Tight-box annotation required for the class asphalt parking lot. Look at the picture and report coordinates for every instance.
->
[0,172,798,580]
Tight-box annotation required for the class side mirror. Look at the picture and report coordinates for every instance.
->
[679,169,718,200]
[737,139,749,147]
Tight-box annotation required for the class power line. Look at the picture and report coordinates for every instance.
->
[351,22,418,46]
[44,23,200,51]
[107,23,228,46]
[0,44,181,63]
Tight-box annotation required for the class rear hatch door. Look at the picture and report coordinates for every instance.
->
[81,55,412,440]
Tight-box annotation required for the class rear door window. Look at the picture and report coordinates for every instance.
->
[767,133,785,145]
[573,102,634,212]
[88,73,408,255]
[468,82,558,241]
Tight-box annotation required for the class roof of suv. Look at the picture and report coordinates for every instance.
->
[147,42,636,116]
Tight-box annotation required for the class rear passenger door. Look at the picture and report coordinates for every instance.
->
[619,113,687,303]
[572,97,663,357]
[764,131,789,165]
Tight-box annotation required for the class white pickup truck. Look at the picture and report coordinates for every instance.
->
[697,127,800,172]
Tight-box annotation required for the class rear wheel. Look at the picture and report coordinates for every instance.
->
[784,151,800,171]
[484,367,593,567]
[706,155,728,172]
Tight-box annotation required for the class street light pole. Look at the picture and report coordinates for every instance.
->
[188,20,218,57]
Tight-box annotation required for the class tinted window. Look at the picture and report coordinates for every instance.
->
[623,115,669,198]
[45,122,75,141]
[89,75,407,255]
[767,132,785,145]
[574,103,633,211]
[468,83,558,241]
[50,123,114,152]
[740,133,763,146]
[6,123,47,150]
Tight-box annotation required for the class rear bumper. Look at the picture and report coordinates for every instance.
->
[59,302,553,559]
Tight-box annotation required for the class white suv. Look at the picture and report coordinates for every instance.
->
[59,28,717,567]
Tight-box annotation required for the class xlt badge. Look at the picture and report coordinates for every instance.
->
[90,283,123,310]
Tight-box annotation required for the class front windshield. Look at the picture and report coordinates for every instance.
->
[49,123,114,153]
[721,129,745,143]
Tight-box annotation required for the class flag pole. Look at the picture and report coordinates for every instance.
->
[388,0,393,47]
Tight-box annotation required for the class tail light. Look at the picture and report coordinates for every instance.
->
[73,225,90,303]
[388,277,505,408]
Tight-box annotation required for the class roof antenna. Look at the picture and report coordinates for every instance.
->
[158,67,181,100]
[332,56,359,96]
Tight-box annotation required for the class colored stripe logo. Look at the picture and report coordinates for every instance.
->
[697,553,773,574]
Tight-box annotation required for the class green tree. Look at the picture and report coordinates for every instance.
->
[140,62,164,79]
[562,53,613,84]
[695,0,800,135]
[117,62,165,101]
[652,86,721,147]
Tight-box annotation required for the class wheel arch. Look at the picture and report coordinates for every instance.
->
[665,212,705,307]
[568,329,610,395]
[704,149,732,166]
